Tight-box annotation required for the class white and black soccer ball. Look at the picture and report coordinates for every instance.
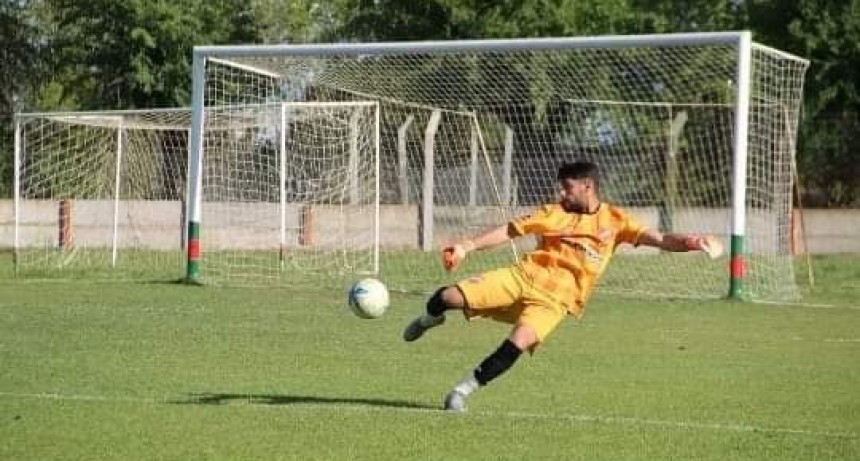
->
[348,278,389,319]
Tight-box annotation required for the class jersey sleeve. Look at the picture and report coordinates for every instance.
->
[614,208,648,246]
[508,205,555,237]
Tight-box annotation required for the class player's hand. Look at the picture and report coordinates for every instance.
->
[441,241,475,272]
[686,235,724,259]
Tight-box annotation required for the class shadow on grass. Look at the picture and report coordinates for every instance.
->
[136,278,201,286]
[175,392,439,411]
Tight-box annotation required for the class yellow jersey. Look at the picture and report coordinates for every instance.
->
[508,202,647,317]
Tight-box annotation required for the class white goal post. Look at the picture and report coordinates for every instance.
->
[187,31,808,301]
[13,109,191,276]
[12,103,381,281]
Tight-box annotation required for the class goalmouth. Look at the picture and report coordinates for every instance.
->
[187,31,809,301]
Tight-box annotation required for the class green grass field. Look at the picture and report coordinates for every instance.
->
[1,254,858,460]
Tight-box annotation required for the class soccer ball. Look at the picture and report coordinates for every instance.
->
[347,278,389,319]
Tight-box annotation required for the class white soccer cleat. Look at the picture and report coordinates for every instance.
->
[402,314,446,342]
[443,390,468,413]
[702,235,724,259]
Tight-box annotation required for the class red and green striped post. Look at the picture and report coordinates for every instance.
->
[185,221,201,283]
[728,235,745,299]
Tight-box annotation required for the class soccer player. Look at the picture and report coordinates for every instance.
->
[402,161,723,412]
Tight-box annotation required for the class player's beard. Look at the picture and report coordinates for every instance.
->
[561,198,587,213]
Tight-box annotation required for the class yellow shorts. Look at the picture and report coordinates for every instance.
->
[455,266,570,344]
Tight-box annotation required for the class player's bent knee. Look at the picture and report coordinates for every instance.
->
[441,286,466,309]
[508,325,538,351]
[426,285,465,316]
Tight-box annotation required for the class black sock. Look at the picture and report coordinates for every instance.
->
[425,287,448,317]
[474,339,523,386]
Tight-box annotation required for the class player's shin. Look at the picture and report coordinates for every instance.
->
[474,339,523,385]
[453,339,524,397]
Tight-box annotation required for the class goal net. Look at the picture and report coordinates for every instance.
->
[13,109,189,278]
[13,102,380,281]
[194,101,380,282]
[191,33,809,301]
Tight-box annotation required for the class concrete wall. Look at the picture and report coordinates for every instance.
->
[199,203,417,250]
[0,200,184,250]
[0,200,857,253]
[793,209,860,254]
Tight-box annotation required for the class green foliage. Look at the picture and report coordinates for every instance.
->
[750,0,860,206]
[0,1,43,112]
[630,0,744,32]
[251,0,342,43]
[1,0,858,204]
[0,1,46,198]
[44,0,258,109]
[799,111,860,206]
[339,0,457,40]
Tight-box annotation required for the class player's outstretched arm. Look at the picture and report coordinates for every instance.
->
[442,224,513,271]
[637,230,724,259]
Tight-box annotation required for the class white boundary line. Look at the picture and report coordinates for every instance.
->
[753,300,860,310]
[789,337,860,343]
[0,391,854,439]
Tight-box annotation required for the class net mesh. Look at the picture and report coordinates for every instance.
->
[14,111,189,277]
[13,37,809,301]
[14,103,380,282]
[197,39,808,300]
[198,102,379,281]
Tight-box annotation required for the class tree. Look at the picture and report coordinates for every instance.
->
[9,0,263,201]
[629,0,744,32]
[748,0,860,206]
[43,0,258,109]
[336,0,457,40]
[4,0,856,205]
[0,0,46,197]
[252,0,328,43]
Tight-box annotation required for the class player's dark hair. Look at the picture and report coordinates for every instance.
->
[557,161,600,192]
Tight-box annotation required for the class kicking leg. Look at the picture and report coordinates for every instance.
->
[444,324,536,412]
[402,286,465,342]
[406,266,521,344]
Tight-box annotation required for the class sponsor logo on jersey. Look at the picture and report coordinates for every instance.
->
[560,238,603,265]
